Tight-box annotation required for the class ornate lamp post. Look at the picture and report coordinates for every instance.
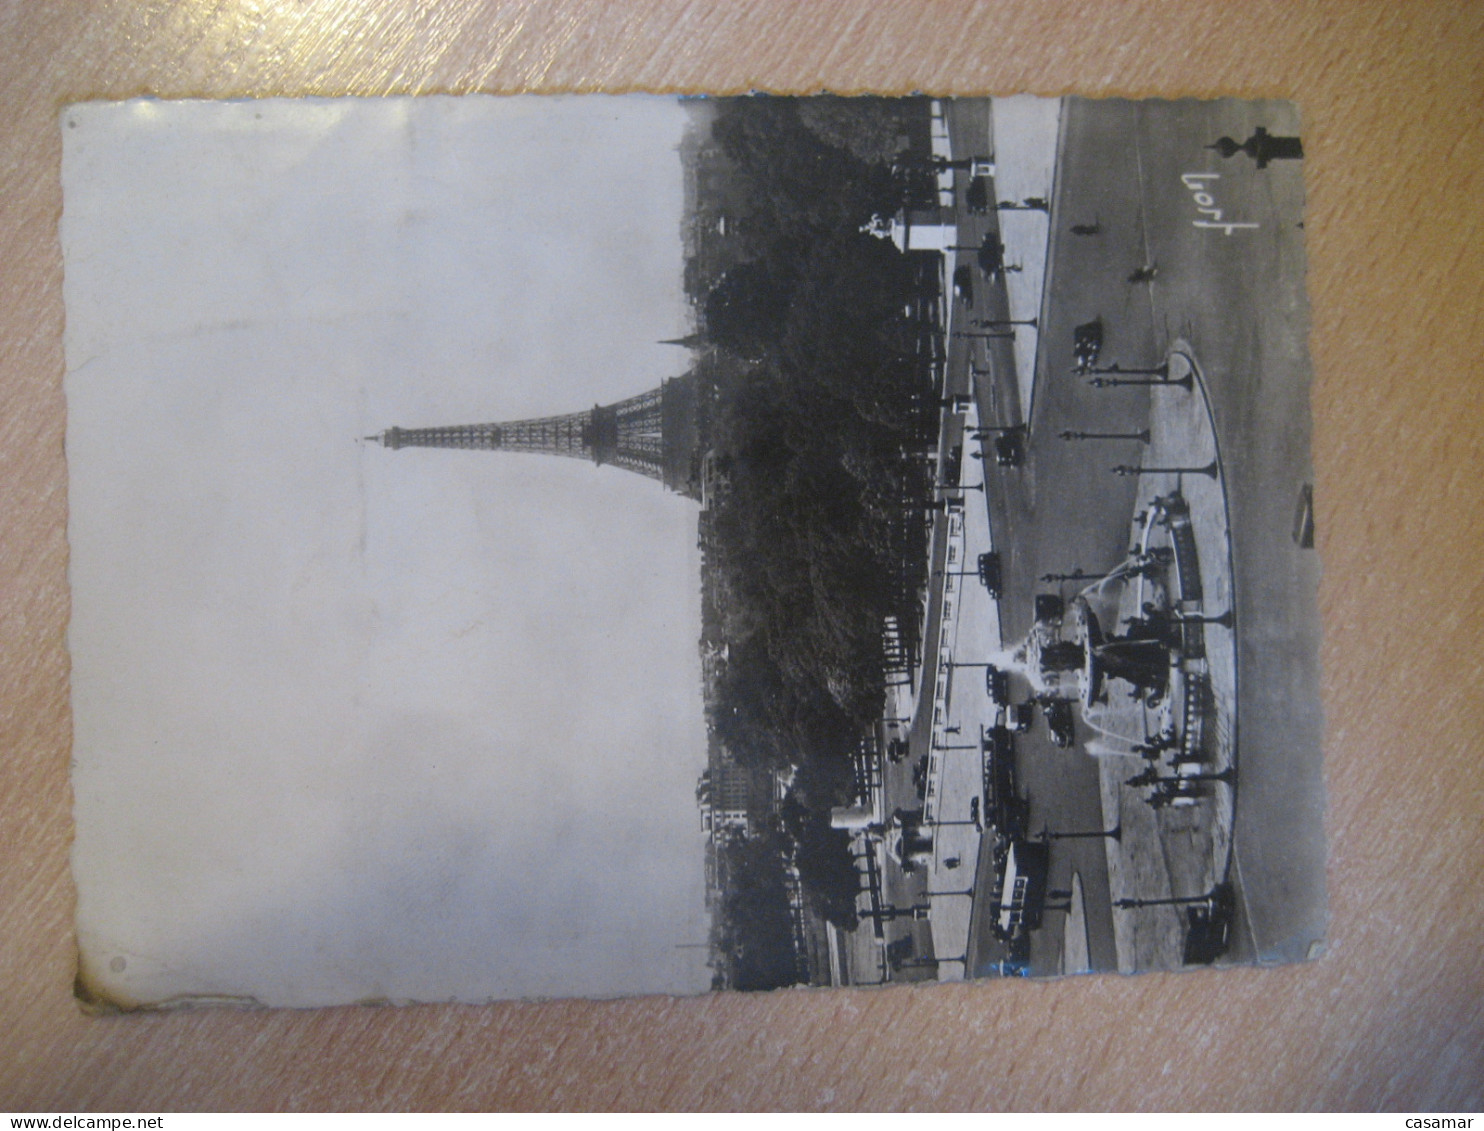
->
[1041,568,1113,584]
[1174,608,1236,629]
[1126,766,1235,789]
[1208,128,1303,168]
[1116,887,1226,911]
[1040,824,1122,843]
[925,815,983,832]
[969,424,1023,440]
[1061,428,1151,443]
[973,317,1038,330]
[1087,362,1194,391]
[1112,460,1219,481]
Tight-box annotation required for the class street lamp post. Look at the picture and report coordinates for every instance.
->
[1115,889,1223,910]
[1175,608,1236,629]
[953,329,1016,341]
[1126,767,1235,789]
[1040,824,1123,843]
[970,424,1022,437]
[1112,460,1219,481]
[973,317,1038,330]
[1061,428,1151,444]
[863,903,931,923]
[893,952,970,972]
[935,481,986,492]
[1087,362,1194,391]
[1041,569,1113,584]
[1089,361,1169,377]
[915,155,992,172]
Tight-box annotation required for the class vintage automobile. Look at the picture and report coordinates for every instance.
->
[976,235,1009,281]
[942,442,964,484]
[1003,700,1036,733]
[981,725,1027,835]
[1040,697,1076,748]
[993,428,1025,467]
[977,551,1002,598]
[1072,317,1104,372]
[1182,882,1237,964]
[1033,593,1065,624]
[953,264,975,306]
[985,664,1011,705]
[964,176,991,215]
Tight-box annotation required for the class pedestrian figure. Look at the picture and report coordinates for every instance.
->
[1128,264,1158,284]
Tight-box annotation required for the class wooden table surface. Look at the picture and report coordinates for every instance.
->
[2,0,1481,1112]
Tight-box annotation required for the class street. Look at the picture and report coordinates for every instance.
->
[868,97,1322,979]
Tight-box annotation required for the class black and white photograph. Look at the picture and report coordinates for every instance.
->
[63,93,1323,1008]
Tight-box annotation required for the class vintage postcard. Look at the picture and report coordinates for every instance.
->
[63,95,1323,1009]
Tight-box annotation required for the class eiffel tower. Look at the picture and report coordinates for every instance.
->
[369,374,703,501]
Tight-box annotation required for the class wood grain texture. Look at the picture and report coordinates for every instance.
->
[1,0,1480,1111]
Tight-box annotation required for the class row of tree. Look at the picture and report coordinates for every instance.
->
[693,97,942,981]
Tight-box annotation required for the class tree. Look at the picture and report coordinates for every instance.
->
[696,95,939,805]
[779,794,861,930]
[714,830,801,991]
[703,260,795,362]
[796,95,920,167]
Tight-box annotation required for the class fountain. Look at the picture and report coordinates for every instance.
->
[989,489,1228,777]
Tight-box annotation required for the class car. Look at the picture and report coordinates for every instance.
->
[942,443,964,484]
[1003,701,1035,733]
[976,235,1009,281]
[964,176,991,215]
[1033,593,1064,624]
[993,429,1025,467]
[1041,697,1076,748]
[953,264,975,305]
[1072,317,1104,372]
[985,665,1010,705]
[1182,882,1237,965]
[982,723,1015,764]
[977,551,1002,598]
[912,754,930,799]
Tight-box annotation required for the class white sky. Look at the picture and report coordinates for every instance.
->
[63,96,713,1007]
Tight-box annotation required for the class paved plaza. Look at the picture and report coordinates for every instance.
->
[846,96,1320,982]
